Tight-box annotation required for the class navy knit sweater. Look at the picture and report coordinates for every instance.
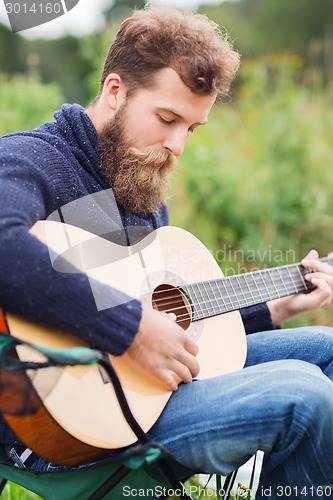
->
[0,103,273,443]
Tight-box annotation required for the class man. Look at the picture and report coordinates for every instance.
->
[0,5,333,496]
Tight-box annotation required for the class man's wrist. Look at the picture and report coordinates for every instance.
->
[267,298,293,327]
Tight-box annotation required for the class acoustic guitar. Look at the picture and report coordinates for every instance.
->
[0,221,331,466]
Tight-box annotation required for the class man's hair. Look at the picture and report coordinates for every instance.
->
[98,4,240,98]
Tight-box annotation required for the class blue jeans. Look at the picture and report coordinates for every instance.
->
[9,326,333,498]
[147,326,333,498]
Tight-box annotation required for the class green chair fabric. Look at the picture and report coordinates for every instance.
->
[0,443,195,499]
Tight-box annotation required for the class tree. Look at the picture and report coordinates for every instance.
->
[201,0,333,58]
[104,0,146,23]
[0,73,63,135]
[0,24,26,74]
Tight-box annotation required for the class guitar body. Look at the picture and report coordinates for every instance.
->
[3,222,247,465]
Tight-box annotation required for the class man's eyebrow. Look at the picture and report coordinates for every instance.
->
[157,107,207,126]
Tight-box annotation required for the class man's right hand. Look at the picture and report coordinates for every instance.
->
[126,307,200,391]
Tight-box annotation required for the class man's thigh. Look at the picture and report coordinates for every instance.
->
[245,326,333,377]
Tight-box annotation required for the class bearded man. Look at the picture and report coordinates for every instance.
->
[1,5,333,496]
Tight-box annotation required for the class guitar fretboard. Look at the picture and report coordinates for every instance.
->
[180,257,332,321]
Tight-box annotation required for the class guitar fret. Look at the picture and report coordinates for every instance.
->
[186,284,203,320]
[252,272,271,302]
[266,269,281,298]
[196,283,210,319]
[234,276,250,307]
[265,267,289,298]
[242,274,256,304]
[276,267,290,295]
[216,279,234,311]
[223,278,242,309]
[247,273,264,303]
[211,280,228,313]
[258,271,273,300]
[289,267,307,292]
[296,265,308,291]
[194,283,212,319]
[202,281,219,316]
[284,268,297,293]
[208,281,220,314]
[285,267,303,292]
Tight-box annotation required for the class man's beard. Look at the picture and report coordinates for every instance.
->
[97,106,178,215]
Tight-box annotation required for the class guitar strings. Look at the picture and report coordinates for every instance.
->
[149,271,316,315]
[150,281,306,321]
[150,275,306,304]
[152,267,322,322]
[150,279,307,308]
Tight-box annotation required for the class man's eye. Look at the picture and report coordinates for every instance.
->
[159,116,173,125]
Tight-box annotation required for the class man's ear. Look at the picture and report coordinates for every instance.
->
[103,73,127,112]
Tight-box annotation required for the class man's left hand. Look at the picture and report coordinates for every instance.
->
[268,249,333,327]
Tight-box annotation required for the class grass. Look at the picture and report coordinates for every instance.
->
[1,482,42,499]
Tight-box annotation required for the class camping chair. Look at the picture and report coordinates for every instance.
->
[0,332,239,500]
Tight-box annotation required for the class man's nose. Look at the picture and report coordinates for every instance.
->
[162,134,187,157]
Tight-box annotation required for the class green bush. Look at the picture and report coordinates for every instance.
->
[171,55,333,262]
[0,73,63,136]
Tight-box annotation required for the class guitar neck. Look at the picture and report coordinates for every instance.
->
[181,256,333,321]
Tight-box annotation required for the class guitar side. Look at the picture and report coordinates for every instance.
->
[4,221,246,464]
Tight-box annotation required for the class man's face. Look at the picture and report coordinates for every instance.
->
[98,68,216,215]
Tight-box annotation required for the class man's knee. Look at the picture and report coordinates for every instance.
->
[269,359,333,427]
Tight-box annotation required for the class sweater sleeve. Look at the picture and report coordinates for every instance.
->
[240,303,275,334]
[0,139,141,356]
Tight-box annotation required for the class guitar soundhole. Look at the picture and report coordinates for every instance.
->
[152,284,191,330]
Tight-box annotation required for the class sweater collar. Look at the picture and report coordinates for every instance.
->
[54,103,109,188]
[55,103,98,149]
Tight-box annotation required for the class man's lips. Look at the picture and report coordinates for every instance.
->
[151,160,166,169]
